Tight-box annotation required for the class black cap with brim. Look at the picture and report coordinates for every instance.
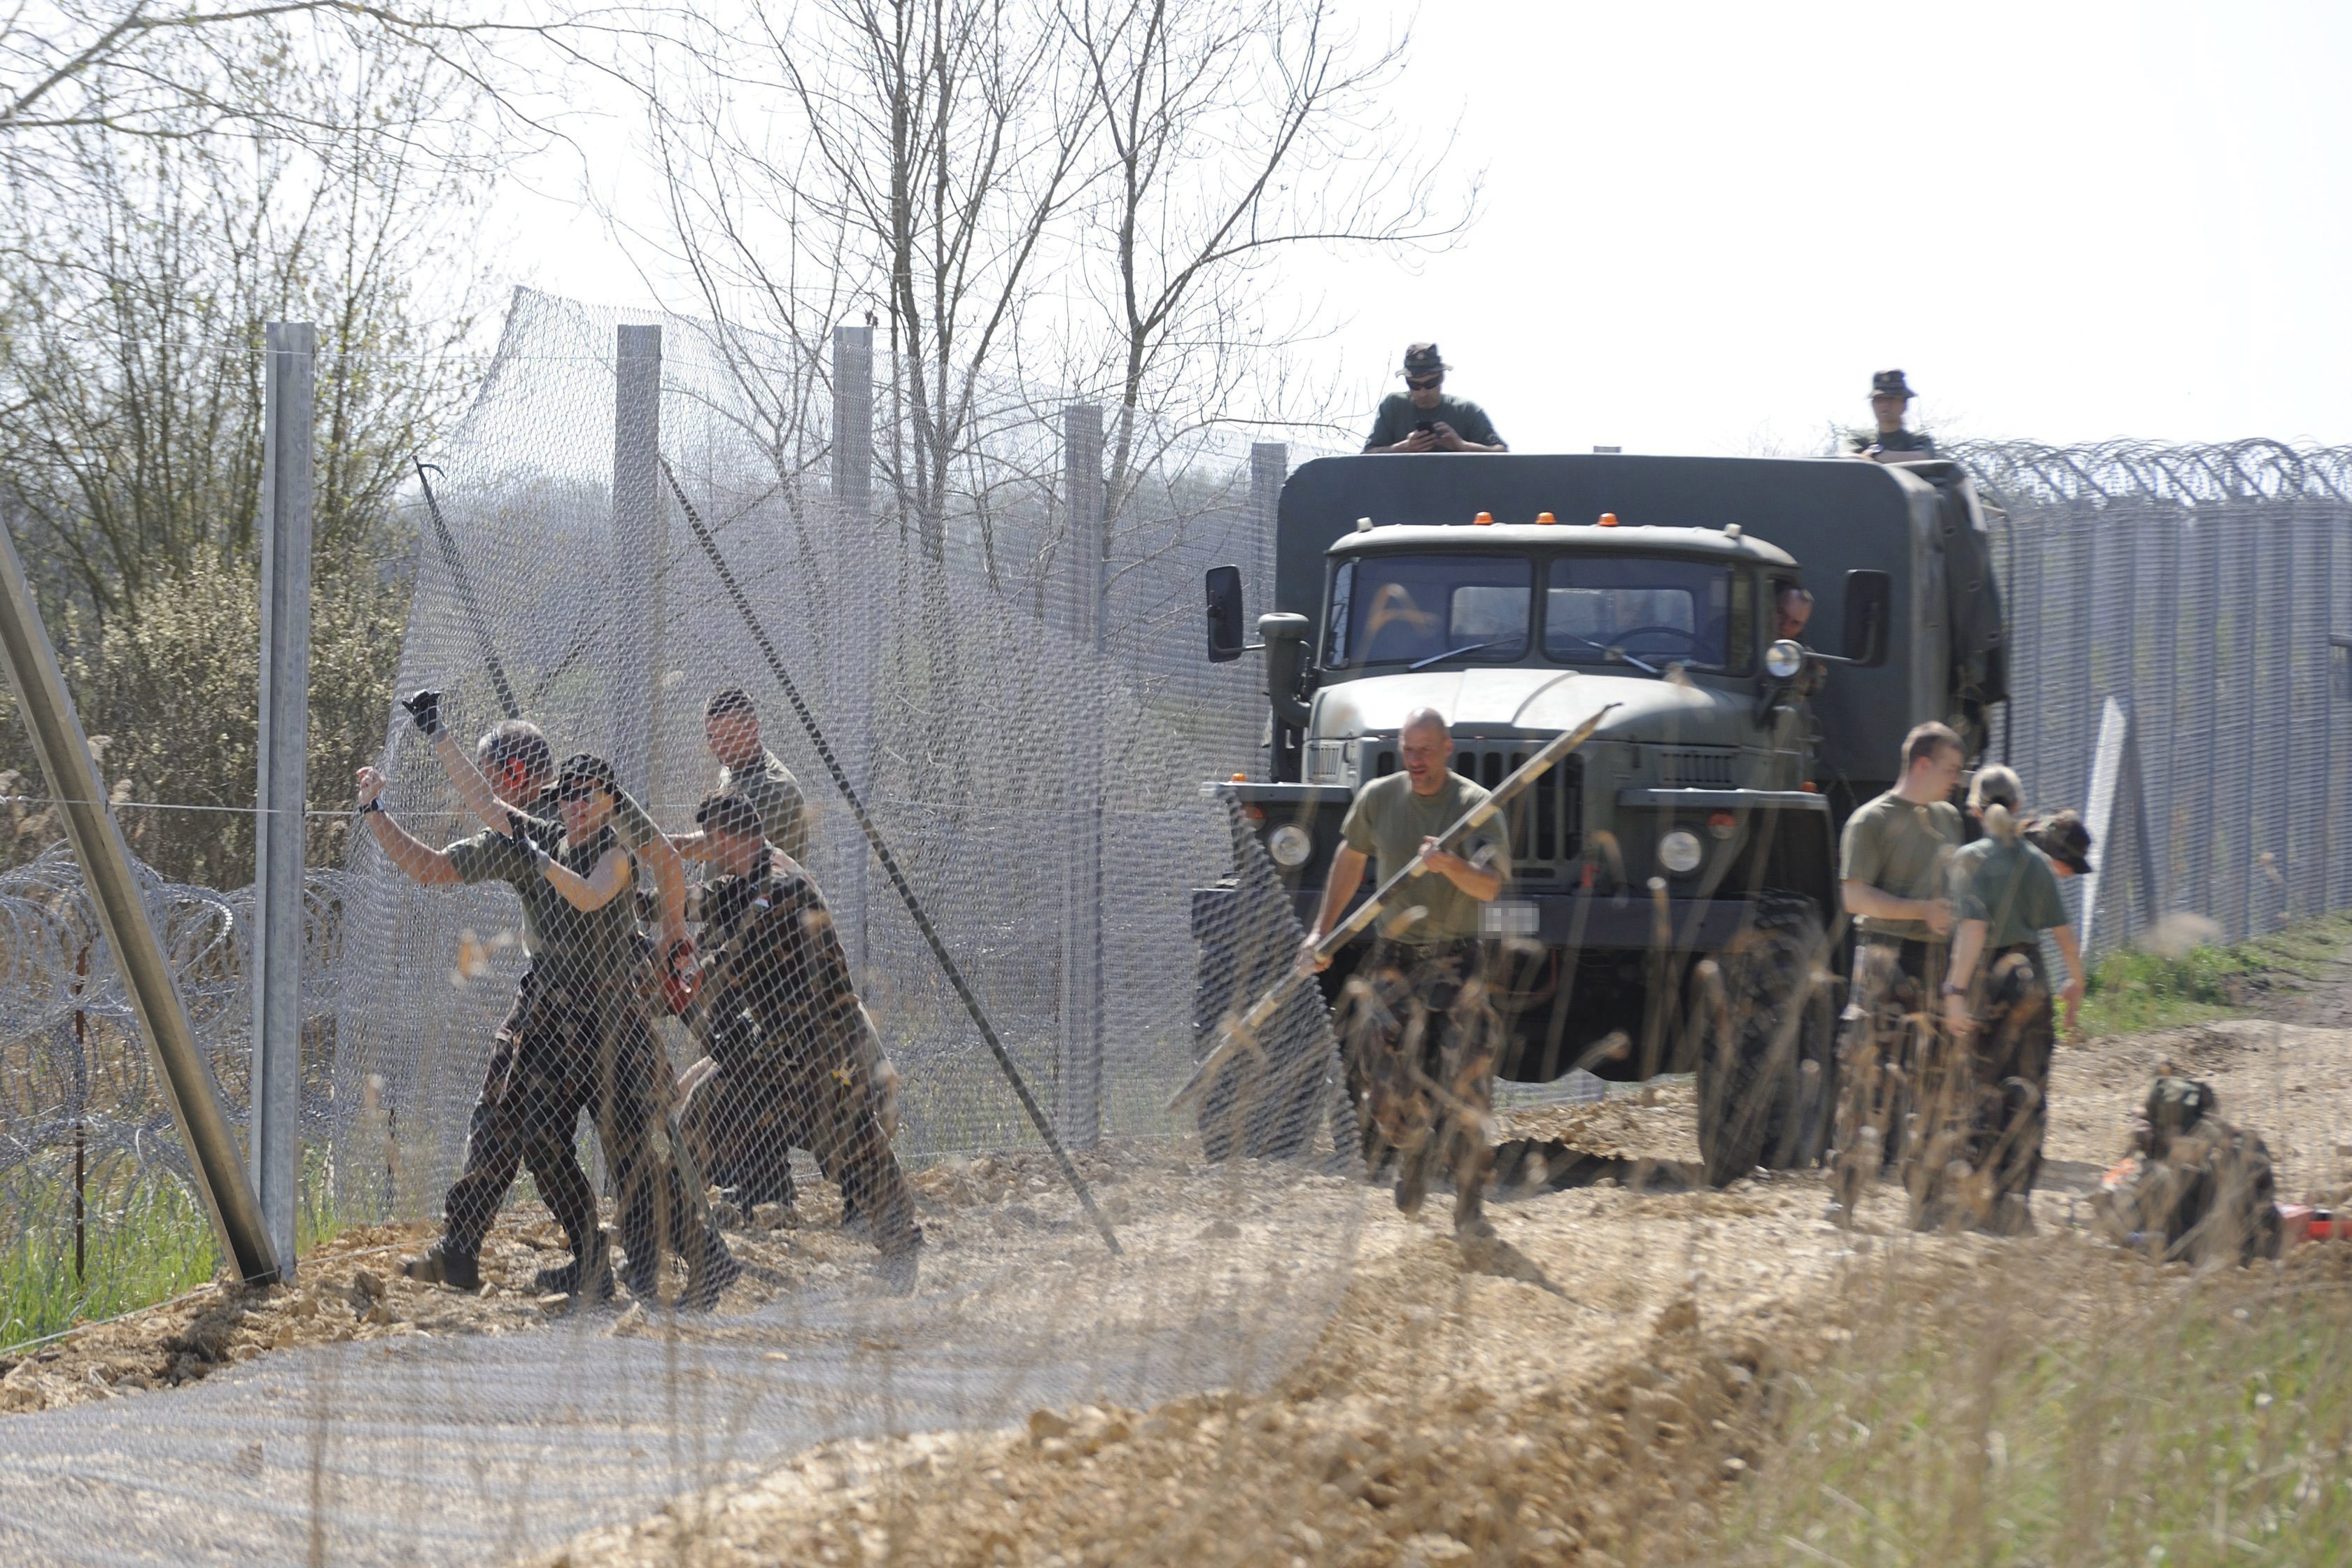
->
[2030,811,2094,875]
[556,753,621,798]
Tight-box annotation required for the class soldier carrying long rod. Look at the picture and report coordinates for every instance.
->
[1176,705,1613,1239]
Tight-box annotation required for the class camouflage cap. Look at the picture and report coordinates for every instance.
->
[1402,342,1447,376]
[2028,808,2094,875]
[1871,369,1916,401]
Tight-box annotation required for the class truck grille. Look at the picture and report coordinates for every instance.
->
[1365,739,1582,880]
[1659,747,1737,787]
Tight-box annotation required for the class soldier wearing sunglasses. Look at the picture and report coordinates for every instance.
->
[359,696,733,1306]
[1364,342,1507,454]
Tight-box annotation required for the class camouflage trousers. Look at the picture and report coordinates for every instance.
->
[1938,945,2056,1216]
[681,1016,921,1257]
[1830,938,1941,1215]
[441,968,727,1278]
[1339,940,1500,1221]
[440,983,600,1264]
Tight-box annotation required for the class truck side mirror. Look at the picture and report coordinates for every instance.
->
[1206,565,1247,663]
[1258,613,1315,728]
[1843,570,1892,667]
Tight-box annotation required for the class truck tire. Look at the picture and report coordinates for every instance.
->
[1689,892,1836,1187]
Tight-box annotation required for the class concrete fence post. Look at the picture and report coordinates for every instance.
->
[252,321,314,1278]
[611,325,666,800]
[831,324,875,970]
[1057,404,1106,1147]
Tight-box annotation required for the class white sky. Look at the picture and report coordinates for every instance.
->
[504,0,2352,456]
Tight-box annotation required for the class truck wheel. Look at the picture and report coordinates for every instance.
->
[1690,892,1836,1187]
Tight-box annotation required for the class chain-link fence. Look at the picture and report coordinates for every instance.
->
[1957,439,2352,956]
[5,286,2352,1560]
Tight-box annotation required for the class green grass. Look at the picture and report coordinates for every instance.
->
[1703,1259,2352,1568]
[2076,912,2352,1038]
[0,1149,354,1353]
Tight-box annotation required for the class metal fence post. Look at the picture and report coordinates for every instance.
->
[0,528,279,1282]
[252,321,313,1278]
[831,324,874,970]
[611,325,666,799]
[1057,404,1106,1147]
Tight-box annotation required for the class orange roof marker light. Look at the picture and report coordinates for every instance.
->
[1534,511,1558,525]
[1472,511,1496,525]
[1596,511,1621,528]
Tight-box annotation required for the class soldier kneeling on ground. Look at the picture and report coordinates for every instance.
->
[679,793,920,1292]
[1924,770,2087,1235]
[2092,1073,2282,1266]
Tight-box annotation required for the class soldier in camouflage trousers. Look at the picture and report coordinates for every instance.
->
[682,794,920,1290]
[1337,940,1504,1225]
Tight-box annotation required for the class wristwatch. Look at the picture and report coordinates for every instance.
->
[357,798,385,816]
[1940,981,1966,997]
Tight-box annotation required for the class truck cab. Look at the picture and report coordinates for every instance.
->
[1195,452,2005,1183]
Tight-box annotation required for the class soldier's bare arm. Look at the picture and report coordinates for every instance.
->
[353,767,462,887]
[1302,844,1369,971]
[435,729,526,835]
[540,844,634,912]
[638,830,693,959]
[1419,836,1503,900]
[1942,917,1990,1036]
[2050,924,2086,1034]
[1840,878,1952,936]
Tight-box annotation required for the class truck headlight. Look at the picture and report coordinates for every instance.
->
[1267,824,1314,868]
[1765,639,1805,681]
[1656,829,1703,875]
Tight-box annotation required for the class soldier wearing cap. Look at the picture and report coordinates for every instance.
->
[1365,344,1507,454]
[355,742,738,1306]
[681,791,922,1291]
[1850,369,1938,460]
[1922,768,2090,1234]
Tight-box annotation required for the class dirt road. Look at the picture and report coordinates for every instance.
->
[1,983,2346,1566]
[535,994,2352,1568]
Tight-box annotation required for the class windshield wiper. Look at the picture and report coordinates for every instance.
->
[1407,638,1521,672]
[1551,629,1659,674]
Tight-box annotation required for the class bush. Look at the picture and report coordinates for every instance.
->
[1,549,409,887]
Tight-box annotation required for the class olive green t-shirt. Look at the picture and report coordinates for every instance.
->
[521,783,666,859]
[719,749,812,863]
[1838,790,1962,942]
[1948,836,2070,949]
[1339,770,1510,943]
[1363,394,1505,452]
[446,822,638,984]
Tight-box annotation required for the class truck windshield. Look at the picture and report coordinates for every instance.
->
[1543,557,1753,673]
[1325,554,1531,668]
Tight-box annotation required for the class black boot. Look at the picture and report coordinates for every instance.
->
[681,1233,742,1312]
[400,1239,481,1292]
[533,1230,616,1302]
[878,1235,922,1297]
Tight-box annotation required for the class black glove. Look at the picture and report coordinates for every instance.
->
[504,814,549,867]
[400,688,443,739]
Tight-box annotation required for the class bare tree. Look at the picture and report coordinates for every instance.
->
[639,0,1097,572]
[0,1,587,174]
[1061,0,1467,525]
[1,31,492,622]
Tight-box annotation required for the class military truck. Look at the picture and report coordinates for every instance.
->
[1192,452,2005,1185]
